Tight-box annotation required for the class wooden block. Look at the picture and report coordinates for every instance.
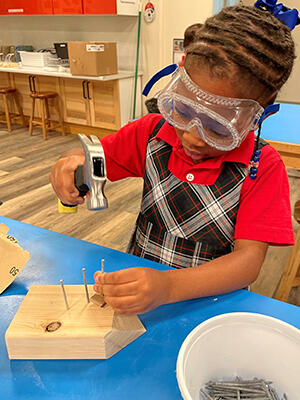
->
[5,285,146,359]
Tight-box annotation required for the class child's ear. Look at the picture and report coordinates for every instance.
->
[263,92,277,109]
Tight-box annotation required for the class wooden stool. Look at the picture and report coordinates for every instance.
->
[274,200,300,302]
[29,92,65,140]
[0,87,26,132]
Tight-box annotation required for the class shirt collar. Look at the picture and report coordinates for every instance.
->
[155,121,255,169]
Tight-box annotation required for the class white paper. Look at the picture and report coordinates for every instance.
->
[86,44,105,52]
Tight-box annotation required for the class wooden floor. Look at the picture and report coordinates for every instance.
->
[0,124,299,306]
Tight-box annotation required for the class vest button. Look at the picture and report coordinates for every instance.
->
[186,173,194,182]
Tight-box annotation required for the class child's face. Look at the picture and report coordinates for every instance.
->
[174,68,258,163]
[175,127,227,163]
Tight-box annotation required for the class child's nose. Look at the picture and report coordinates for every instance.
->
[183,131,206,148]
[195,138,206,148]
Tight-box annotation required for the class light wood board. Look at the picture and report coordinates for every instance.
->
[5,285,146,359]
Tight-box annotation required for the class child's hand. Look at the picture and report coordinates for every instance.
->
[93,267,170,315]
[50,148,85,205]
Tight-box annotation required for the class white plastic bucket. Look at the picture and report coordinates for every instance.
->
[176,312,300,400]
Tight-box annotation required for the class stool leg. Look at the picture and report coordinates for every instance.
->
[274,228,300,302]
[41,98,47,140]
[3,93,12,132]
[45,98,51,128]
[54,96,65,136]
[29,97,35,136]
[13,92,26,127]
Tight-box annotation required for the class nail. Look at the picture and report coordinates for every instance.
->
[82,267,90,304]
[100,259,106,307]
[60,279,69,310]
[203,378,281,400]
[199,388,214,400]
[269,387,280,400]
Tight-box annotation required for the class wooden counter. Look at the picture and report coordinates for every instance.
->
[0,67,142,136]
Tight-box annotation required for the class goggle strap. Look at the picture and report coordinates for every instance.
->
[257,103,280,125]
[142,64,178,96]
[250,124,263,180]
[250,103,280,180]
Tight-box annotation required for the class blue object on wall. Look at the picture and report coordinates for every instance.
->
[213,0,238,15]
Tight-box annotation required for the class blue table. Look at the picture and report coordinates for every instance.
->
[0,216,299,400]
[260,102,300,144]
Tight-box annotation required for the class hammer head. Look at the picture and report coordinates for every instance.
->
[77,134,108,211]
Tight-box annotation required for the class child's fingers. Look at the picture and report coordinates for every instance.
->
[93,284,103,294]
[58,178,82,205]
[97,268,141,285]
[94,270,135,285]
[103,281,138,297]
[94,271,104,282]
[50,154,85,205]
[93,274,138,297]
[105,295,140,311]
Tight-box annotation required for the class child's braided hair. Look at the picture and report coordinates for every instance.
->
[183,23,203,49]
[184,5,296,103]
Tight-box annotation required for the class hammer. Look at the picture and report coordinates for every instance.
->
[58,134,108,213]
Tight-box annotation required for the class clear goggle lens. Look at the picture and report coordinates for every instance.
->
[157,68,264,151]
[164,98,232,136]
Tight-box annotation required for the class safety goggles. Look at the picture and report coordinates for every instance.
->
[157,67,265,151]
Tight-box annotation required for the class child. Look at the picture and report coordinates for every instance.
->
[50,4,298,315]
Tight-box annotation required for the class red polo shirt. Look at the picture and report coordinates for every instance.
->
[100,113,294,246]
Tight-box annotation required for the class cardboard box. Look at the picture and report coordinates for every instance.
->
[68,41,118,77]
[0,224,30,295]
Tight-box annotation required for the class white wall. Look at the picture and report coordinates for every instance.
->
[0,15,139,71]
[141,0,213,97]
[274,0,300,104]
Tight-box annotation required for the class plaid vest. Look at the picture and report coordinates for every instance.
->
[128,119,267,268]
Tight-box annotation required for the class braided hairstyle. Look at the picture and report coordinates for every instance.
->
[184,5,296,105]
[183,23,203,49]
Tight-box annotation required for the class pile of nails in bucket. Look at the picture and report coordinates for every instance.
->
[200,377,288,400]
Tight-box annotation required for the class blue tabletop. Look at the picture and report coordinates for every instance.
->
[260,102,300,144]
[0,216,299,400]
